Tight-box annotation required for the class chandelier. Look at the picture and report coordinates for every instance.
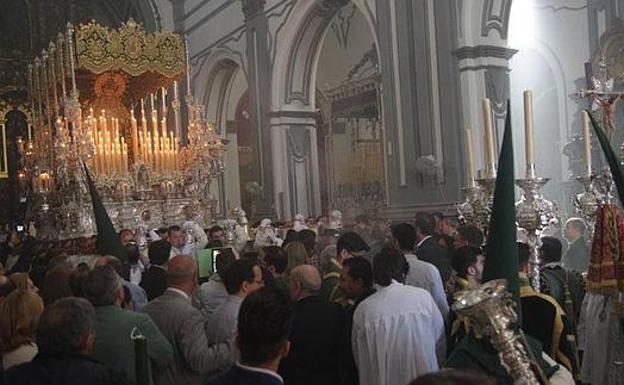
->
[18,20,227,239]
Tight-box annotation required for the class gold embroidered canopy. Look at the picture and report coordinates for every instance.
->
[75,20,185,78]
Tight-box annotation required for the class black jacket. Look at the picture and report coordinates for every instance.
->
[140,265,168,301]
[2,351,128,385]
[415,236,452,284]
[278,295,344,385]
[563,238,590,273]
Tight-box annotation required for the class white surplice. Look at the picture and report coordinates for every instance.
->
[578,293,624,385]
[352,280,446,385]
[404,253,449,321]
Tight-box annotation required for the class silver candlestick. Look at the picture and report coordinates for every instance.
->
[574,174,600,238]
[457,183,488,229]
[515,164,558,291]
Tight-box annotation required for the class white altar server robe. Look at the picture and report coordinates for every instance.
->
[352,281,445,385]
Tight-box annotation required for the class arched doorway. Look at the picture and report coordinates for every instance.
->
[269,0,383,220]
[315,3,383,220]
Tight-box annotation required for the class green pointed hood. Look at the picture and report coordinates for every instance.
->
[587,110,624,205]
[83,163,127,263]
[482,100,519,300]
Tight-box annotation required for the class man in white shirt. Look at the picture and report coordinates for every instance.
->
[391,223,449,321]
[352,248,445,385]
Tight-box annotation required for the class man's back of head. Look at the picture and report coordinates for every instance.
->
[373,248,409,286]
[262,246,288,276]
[37,297,96,355]
[215,248,237,277]
[95,255,123,275]
[166,255,198,294]
[336,232,370,260]
[237,287,294,369]
[289,265,321,300]
[539,236,563,265]
[149,240,172,266]
[391,223,417,252]
[83,265,122,307]
[455,224,484,248]
[414,212,436,238]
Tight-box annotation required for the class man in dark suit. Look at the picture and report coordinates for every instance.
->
[414,212,452,284]
[279,265,344,385]
[562,218,590,273]
[140,240,170,300]
[205,287,294,385]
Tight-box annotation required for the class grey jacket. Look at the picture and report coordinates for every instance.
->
[141,289,235,385]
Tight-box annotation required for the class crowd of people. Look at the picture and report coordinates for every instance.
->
[0,211,595,385]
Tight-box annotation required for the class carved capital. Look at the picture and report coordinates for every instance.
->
[241,0,266,20]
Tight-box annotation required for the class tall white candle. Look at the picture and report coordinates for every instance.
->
[482,98,496,170]
[464,128,476,183]
[523,90,535,167]
[582,111,592,176]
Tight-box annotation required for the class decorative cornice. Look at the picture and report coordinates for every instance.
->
[241,0,267,20]
[454,45,518,60]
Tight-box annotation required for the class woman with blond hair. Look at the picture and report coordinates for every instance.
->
[0,289,44,370]
[284,241,308,281]
[9,272,37,292]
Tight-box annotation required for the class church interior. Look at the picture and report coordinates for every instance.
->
[1,1,624,385]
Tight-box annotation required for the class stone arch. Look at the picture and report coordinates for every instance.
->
[271,0,380,113]
[197,51,245,136]
[459,0,514,45]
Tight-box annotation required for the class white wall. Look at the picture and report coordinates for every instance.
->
[509,0,591,217]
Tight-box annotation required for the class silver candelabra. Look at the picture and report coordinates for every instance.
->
[515,165,558,291]
[457,173,497,230]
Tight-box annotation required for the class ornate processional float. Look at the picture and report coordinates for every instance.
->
[18,20,227,241]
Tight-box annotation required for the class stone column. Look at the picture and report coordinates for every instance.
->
[451,0,515,182]
[455,45,517,176]
[242,0,276,219]
[269,112,321,220]
[374,0,464,220]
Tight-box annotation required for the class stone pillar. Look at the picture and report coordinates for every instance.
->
[454,0,515,181]
[455,45,517,176]
[242,0,276,219]
[374,0,464,220]
[269,112,321,220]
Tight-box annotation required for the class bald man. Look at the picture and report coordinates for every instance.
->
[279,265,344,385]
[141,255,235,385]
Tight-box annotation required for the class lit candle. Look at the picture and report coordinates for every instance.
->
[582,111,592,176]
[130,108,139,162]
[482,98,496,174]
[523,90,535,169]
[154,130,160,173]
[141,99,148,162]
[464,128,476,184]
